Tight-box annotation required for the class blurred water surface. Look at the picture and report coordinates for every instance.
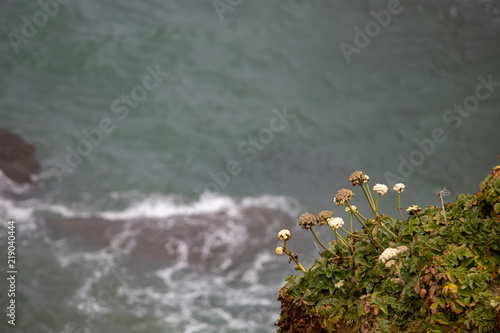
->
[0,1,499,332]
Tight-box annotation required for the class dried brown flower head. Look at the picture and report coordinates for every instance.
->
[298,212,316,229]
[334,189,355,206]
[317,210,334,226]
[349,171,369,186]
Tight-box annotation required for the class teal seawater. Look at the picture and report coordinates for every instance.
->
[1,1,499,210]
[0,1,500,332]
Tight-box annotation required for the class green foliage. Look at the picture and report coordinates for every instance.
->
[276,166,500,333]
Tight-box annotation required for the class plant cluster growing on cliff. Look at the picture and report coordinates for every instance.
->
[275,165,500,332]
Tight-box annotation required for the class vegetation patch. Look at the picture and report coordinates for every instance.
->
[275,164,500,332]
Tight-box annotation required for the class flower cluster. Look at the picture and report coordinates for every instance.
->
[334,189,354,206]
[373,184,388,195]
[397,245,408,252]
[406,205,422,215]
[275,169,409,276]
[278,229,291,241]
[275,228,306,272]
[385,260,396,268]
[298,213,316,229]
[327,217,344,230]
[349,171,369,186]
[345,205,358,213]
[379,245,408,263]
[379,248,399,263]
[317,210,333,226]
[393,183,405,193]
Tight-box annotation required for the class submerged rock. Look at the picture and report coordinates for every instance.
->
[0,128,40,184]
[46,206,295,270]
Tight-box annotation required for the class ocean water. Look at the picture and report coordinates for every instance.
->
[1,0,500,332]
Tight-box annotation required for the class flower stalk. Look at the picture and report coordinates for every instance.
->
[435,187,450,226]
[377,220,398,242]
[310,227,338,258]
[360,184,377,215]
[397,192,404,221]
[333,229,350,249]
[393,183,406,221]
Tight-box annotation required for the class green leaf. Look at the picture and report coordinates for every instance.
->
[433,312,451,325]
[494,202,500,214]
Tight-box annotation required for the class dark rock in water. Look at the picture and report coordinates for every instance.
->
[0,128,40,184]
[46,206,295,270]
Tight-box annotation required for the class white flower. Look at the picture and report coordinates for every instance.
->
[327,217,344,230]
[380,245,409,263]
[362,175,369,183]
[406,205,421,212]
[334,280,345,288]
[275,247,284,255]
[345,205,358,213]
[393,183,405,193]
[385,260,396,268]
[373,184,388,195]
[379,247,399,263]
[277,229,291,241]
[397,245,409,253]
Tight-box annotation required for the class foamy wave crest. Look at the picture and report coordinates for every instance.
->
[0,169,34,195]
[47,193,296,333]
[2,191,300,220]
[97,192,300,221]
[0,195,80,223]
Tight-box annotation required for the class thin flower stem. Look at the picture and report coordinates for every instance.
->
[366,182,376,207]
[310,228,338,258]
[346,202,383,249]
[293,258,306,273]
[347,207,367,228]
[378,221,398,242]
[346,202,368,229]
[349,213,353,233]
[375,193,381,217]
[397,193,404,221]
[435,187,450,226]
[439,193,448,226]
[355,210,368,220]
[285,250,306,273]
[340,227,369,239]
[334,229,350,249]
[361,184,376,215]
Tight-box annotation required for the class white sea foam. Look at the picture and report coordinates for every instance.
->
[0,189,300,225]
[96,191,301,221]
[98,192,242,220]
[0,169,34,195]
[2,190,295,332]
